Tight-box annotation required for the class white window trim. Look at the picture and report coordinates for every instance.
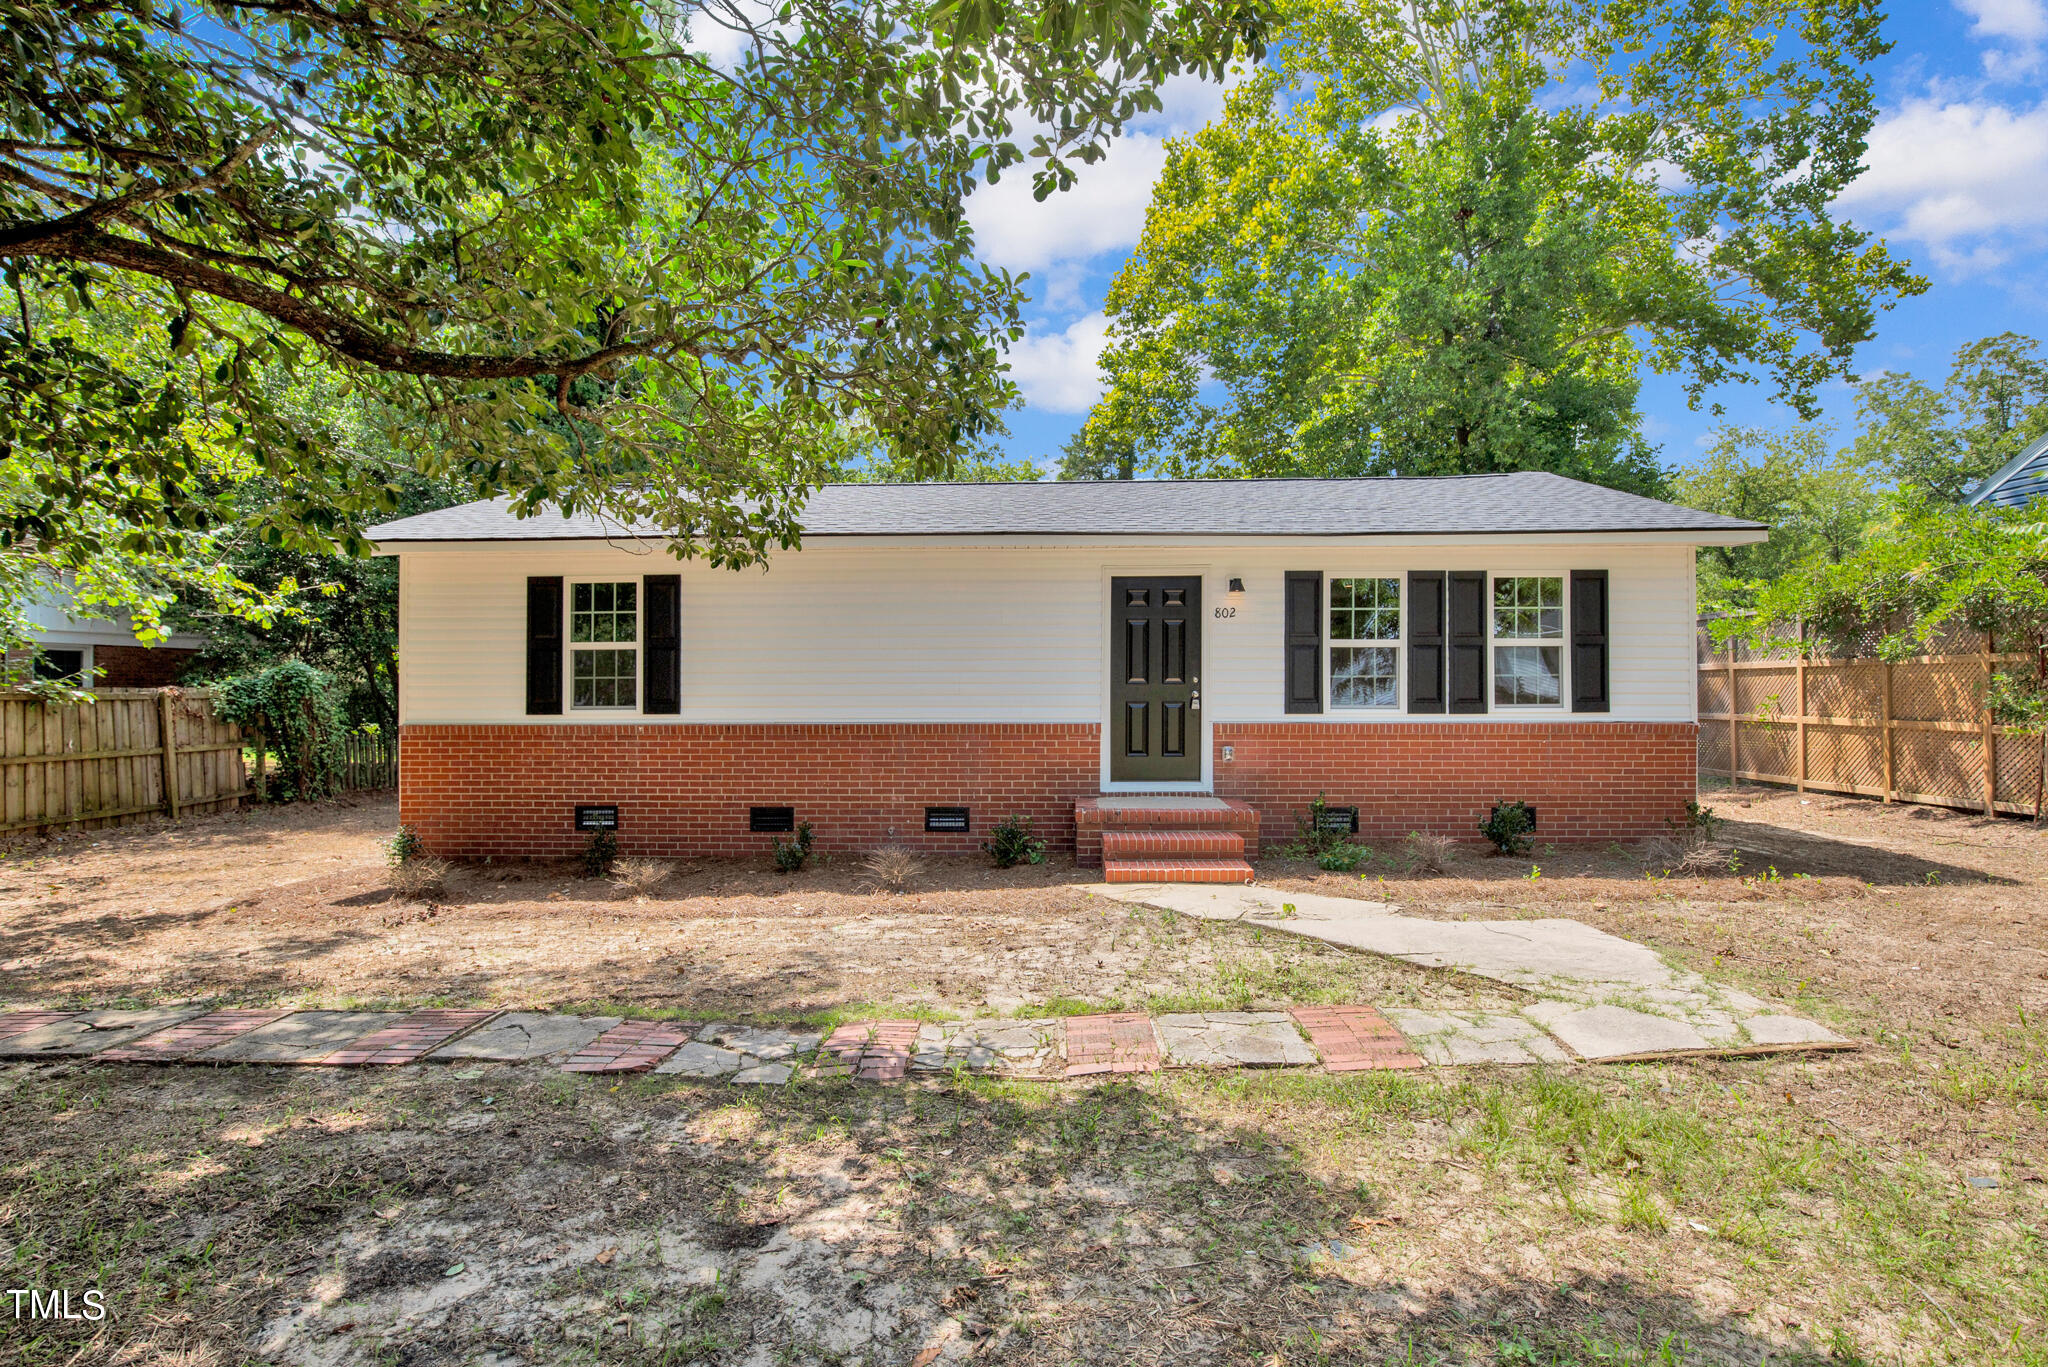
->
[567,577,642,713]
[1327,575,1404,711]
[1488,572,1568,711]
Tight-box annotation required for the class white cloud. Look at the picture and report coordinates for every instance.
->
[964,67,1241,275]
[1837,96,2048,271]
[1003,312,1111,413]
[965,135,1172,273]
[1957,0,2047,42]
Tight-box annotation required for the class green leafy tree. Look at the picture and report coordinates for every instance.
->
[1674,426,1882,603]
[1056,426,1138,480]
[1852,333,2048,502]
[2,0,1264,568]
[1089,0,1923,489]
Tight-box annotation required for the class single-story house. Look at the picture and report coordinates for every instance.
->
[13,584,206,687]
[368,474,1764,881]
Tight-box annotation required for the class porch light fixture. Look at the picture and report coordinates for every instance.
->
[1227,577,1246,595]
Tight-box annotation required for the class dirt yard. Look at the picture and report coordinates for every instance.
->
[0,787,2043,1366]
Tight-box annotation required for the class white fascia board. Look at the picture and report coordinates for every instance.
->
[374,527,1766,556]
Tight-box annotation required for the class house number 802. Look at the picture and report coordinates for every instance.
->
[1212,606,1236,619]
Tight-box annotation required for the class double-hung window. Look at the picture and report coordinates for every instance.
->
[570,581,638,709]
[1491,575,1564,706]
[1330,577,1400,708]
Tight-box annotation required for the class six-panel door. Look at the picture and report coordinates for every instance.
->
[1109,576,1202,782]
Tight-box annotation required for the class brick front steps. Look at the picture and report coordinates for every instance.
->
[1078,797,1260,884]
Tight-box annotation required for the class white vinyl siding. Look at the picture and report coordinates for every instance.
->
[393,539,1699,726]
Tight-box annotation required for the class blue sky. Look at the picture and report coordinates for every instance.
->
[969,1,2048,475]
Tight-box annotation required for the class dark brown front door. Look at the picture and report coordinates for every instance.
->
[1111,576,1202,782]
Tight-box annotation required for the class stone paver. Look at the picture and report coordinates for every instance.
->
[911,1019,1062,1075]
[1064,1013,1160,1077]
[428,1013,622,1063]
[199,1011,404,1064]
[99,1009,292,1063]
[0,1007,205,1058]
[1382,1008,1568,1067]
[1096,881,1856,1062]
[696,1023,822,1062]
[654,1042,744,1078]
[1289,1005,1424,1072]
[322,1008,501,1066]
[0,1011,78,1042]
[1522,1002,1712,1060]
[1154,1012,1316,1068]
[820,1020,920,1081]
[560,1020,693,1074]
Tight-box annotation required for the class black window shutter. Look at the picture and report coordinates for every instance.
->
[1571,570,1610,713]
[643,574,682,715]
[1407,571,1447,713]
[525,576,563,715]
[1447,570,1488,714]
[1283,571,1323,714]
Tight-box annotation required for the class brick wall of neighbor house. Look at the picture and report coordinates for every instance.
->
[92,646,198,688]
[1212,721,1699,845]
[398,723,1104,859]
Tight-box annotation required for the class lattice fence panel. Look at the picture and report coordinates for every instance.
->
[1698,670,1731,716]
[1804,661,1883,721]
[1734,720,1797,780]
[1732,665,1799,719]
[1889,661,1982,724]
[1893,730,1983,804]
[1699,726,1732,775]
[1805,723,1886,795]
[1995,733,2044,811]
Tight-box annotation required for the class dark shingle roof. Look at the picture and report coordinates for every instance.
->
[368,473,1764,543]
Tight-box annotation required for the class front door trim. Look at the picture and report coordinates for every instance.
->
[1101,568,1211,791]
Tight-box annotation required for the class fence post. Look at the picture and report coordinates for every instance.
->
[158,691,181,819]
[252,727,267,803]
[1880,661,1895,803]
[1982,635,1998,817]
[1726,654,1739,785]
[1795,651,1808,794]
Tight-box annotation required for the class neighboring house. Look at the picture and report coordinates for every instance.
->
[369,474,1764,880]
[1965,431,2048,509]
[15,590,205,687]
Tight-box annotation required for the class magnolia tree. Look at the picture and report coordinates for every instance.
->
[1,0,1265,589]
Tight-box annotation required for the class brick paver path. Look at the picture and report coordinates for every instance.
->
[0,1011,77,1041]
[821,1020,920,1081]
[1064,1013,1161,1077]
[1290,1005,1424,1072]
[322,1009,502,1066]
[99,1009,291,1063]
[559,1020,695,1074]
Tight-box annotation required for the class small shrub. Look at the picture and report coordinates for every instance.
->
[214,661,349,802]
[1670,800,1720,846]
[1478,800,1536,856]
[1404,831,1455,874]
[1287,790,1352,857]
[861,844,925,892]
[610,857,674,894]
[772,820,815,873]
[582,829,619,878]
[982,815,1045,868]
[385,825,426,868]
[1315,842,1371,872]
[388,856,450,902]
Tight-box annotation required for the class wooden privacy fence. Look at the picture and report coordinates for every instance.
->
[339,730,398,791]
[0,688,249,836]
[1698,623,2045,818]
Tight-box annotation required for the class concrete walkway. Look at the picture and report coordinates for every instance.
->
[1088,882,1854,1062]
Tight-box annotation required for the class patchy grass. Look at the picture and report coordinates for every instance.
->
[1,1059,2042,1366]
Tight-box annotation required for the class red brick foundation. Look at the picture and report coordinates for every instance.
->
[397,723,1102,859]
[1214,721,1699,845]
[399,719,1699,861]
[94,645,197,688]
